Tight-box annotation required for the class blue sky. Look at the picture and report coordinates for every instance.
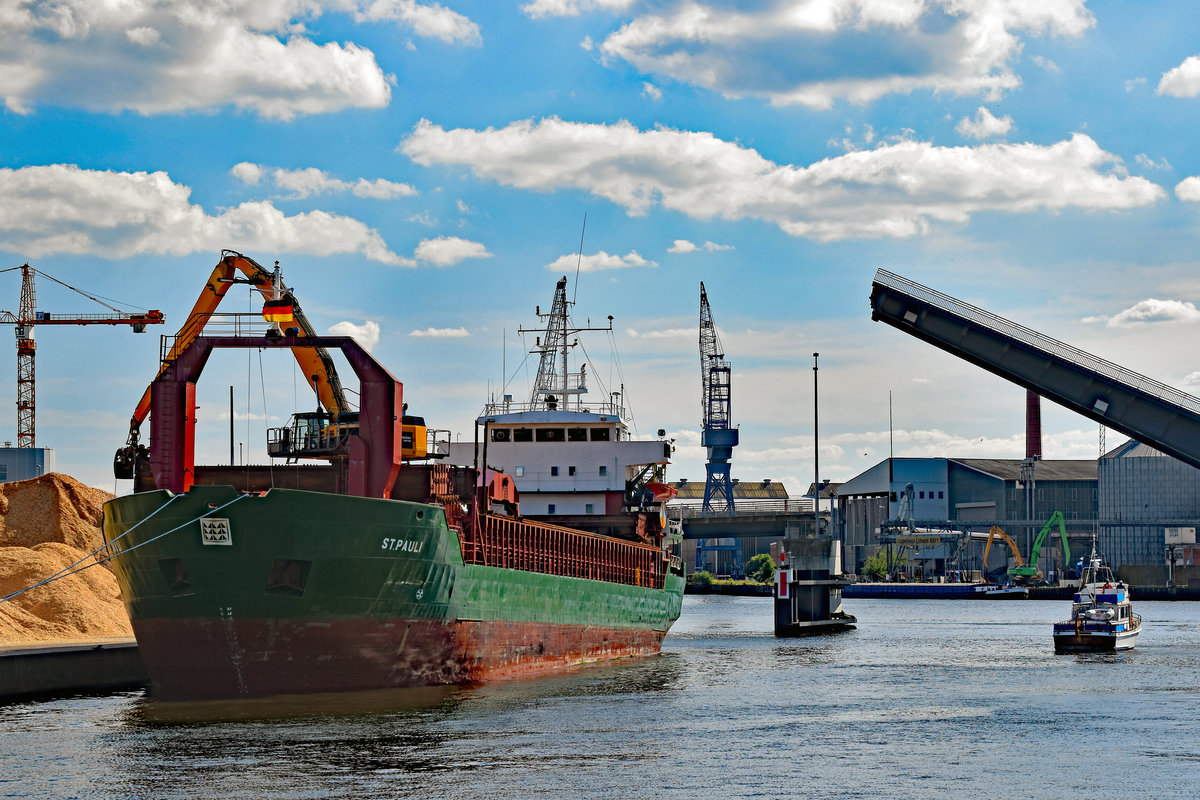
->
[3,0,1200,495]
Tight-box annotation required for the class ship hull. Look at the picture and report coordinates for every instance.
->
[103,486,684,700]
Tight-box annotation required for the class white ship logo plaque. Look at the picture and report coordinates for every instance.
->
[200,518,233,546]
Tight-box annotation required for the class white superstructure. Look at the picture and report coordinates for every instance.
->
[447,276,671,517]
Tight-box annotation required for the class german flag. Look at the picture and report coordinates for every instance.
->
[262,298,295,324]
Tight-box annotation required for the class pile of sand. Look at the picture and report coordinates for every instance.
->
[0,473,133,645]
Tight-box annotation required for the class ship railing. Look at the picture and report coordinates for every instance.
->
[480,399,626,418]
[460,514,665,590]
[160,313,275,363]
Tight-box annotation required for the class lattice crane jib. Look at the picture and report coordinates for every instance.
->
[698,281,738,519]
[0,264,164,448]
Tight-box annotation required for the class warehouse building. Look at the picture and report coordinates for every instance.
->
[1100,440,1200,584]
[837,457,1097,580]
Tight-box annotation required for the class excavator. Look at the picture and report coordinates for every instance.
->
[981,511,1072,584]
[114,250,426,480]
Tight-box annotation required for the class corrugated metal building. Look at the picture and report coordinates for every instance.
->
[1100,440,1200,572]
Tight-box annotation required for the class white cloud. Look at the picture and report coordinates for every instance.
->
[232,164,417,200]
[1158,55,1200,97]
[1126,77,1147,92]
[522,0,634,19]
[1135,154,1171,171]
[598,0,1095,109]
[409,326,469,337]
[1088,299,1200,328]
[1176,176,1200,202]
[669,238,732,253]
[626,327,692,339]
[0,163,407,264]
[642,82,663,102]
[456,199,473,213]
[125,26,161,46]
[1032,55,1059,73]
[354,0,481,45]
[415,235,492,266]
[545,249,656,272]
[328,320,381,351]
[231,162,265,185]
[955,107,1013,140]
[401,117,1165,242]
[0,1,480,118]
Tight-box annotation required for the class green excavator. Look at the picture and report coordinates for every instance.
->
[1008,511,1071,583]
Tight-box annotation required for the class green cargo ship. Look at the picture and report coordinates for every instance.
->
[104,254,684,700]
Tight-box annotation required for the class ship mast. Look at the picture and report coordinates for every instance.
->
[519,276,613,413]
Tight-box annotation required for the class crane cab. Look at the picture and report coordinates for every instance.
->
[267,411,429,460]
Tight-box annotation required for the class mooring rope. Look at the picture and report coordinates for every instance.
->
[0,493,247,604]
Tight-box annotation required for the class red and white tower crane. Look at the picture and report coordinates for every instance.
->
[0,264,164,448]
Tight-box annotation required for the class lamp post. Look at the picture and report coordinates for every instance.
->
[813,352,819,538]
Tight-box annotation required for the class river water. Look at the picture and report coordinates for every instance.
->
[4,596,1200,799]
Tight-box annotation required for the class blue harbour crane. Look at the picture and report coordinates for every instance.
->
[695,282,741,574]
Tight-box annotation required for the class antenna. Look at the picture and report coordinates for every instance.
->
[572,212,586,305]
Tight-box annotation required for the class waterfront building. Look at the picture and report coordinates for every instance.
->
[0,446,53,483]
[1100,440,1200,580]
[837,457,1097,579]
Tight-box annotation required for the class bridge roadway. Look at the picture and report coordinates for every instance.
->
[678,509,818,540]
[871,269,1200,470]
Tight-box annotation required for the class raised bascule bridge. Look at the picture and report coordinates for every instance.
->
[870,269,1200,471]
[870,269,1200,575]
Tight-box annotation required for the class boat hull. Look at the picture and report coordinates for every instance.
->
[1052,624,1139,653]
[103,486,684,700]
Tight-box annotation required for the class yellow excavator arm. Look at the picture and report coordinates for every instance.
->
[122,250,348,449]
[982,525,1025,569]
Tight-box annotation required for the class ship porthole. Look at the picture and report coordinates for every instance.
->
[416,510,424,520]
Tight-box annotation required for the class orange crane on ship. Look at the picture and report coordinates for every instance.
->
[0,264,163,449]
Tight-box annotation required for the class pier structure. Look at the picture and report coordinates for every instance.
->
[672,478,827,576]
[671,481,856,636]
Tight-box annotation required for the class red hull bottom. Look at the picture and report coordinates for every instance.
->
[134,616,666,700]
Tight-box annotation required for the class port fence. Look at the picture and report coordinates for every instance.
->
[459,514,665,590]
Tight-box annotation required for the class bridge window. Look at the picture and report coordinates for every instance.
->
[548,504,556,514]
[568,428,588,442]
[513,429,533,442]
[536,428,566,442]
[585,503,594,514]
[591,428,611,441]
[938,491,944,499]
[569,466,576,476]
[599,465,607,476]
[551,466,559,476]
[515,466,524,477]
[491,429,510,442]
[919,491,925,499]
